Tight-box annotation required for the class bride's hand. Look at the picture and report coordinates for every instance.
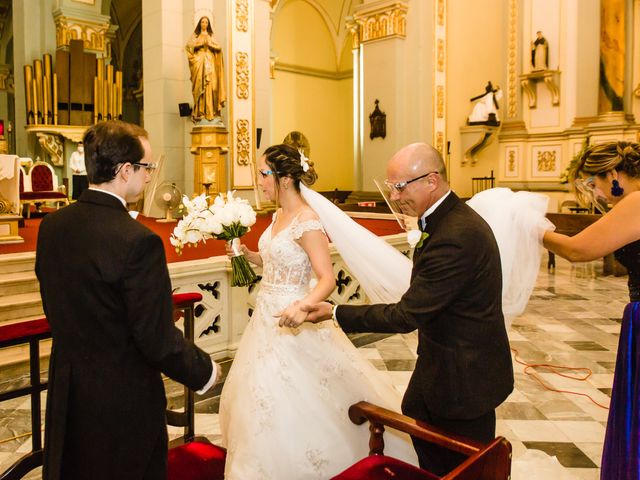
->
[276,301,308,328]
[225,240,248,258]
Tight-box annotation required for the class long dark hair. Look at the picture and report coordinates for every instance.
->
[194,16,213,35]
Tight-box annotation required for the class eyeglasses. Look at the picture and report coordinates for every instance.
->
[258,169,275,178]
[384,171,439,193]
[132,162,157,172]
[574,176,595,191]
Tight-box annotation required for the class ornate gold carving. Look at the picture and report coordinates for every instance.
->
[0,65,13,92]
[437,86,444,118]
[236,0,249,32]
[346,20,360,49]
[435,132,444,155]
[437,0,445,26]
[36,133,64,166]
[537,150,556,172]
[269,57,277,79]
[54,14,109,53]
[508,150,515,172]
[437,39,444,72]
[235,52,249,100]
[507,0,518,118]
[236,119,250,166]
[353,2,408,44]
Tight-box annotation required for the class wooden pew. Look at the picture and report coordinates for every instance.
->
[545,212,626,275]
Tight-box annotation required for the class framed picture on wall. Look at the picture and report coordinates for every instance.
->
[531,144,561,178]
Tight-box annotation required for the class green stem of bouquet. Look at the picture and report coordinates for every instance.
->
[230,254,258,287]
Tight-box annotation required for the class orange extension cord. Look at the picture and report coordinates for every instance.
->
[510,347,610,410]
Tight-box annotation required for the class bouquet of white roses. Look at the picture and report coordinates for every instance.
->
[170,191,258,287]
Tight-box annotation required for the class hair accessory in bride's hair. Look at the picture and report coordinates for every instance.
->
[298,149,310,172]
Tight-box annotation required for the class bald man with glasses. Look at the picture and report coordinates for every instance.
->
[36,121,218,480]
[302,142,513,476]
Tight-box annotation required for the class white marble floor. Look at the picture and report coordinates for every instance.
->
[0,255,625,479]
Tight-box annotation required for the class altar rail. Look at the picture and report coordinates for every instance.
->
[168,233,410,361]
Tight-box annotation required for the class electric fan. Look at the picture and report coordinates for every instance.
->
[154,182,181,223]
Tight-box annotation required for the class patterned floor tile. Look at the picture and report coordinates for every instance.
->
[522,441,597,468]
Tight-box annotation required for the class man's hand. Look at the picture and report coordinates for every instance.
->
[299,302,334,323]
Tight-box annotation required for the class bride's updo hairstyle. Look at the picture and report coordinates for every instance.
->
[263,143,318,193]
[574,141,640,181]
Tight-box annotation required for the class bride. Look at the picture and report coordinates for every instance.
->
[219,144,418,479]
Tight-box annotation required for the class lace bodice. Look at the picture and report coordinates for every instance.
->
[258,212,324,289]
[615,239,640,302]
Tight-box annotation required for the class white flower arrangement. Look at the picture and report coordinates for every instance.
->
[170,190,258,286]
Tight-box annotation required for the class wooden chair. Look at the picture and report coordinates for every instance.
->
[330,401,512,480]
[167,293,226,480]
[19,161,69,218]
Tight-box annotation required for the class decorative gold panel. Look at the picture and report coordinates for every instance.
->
[436,132,444,155]
[437,0,445,26]
[436,86,444,118]
[54,15,109,53]
[235,52,249,100]
[236,119,250,166]
[235,0,249,32]
[437,39,444,72]
[507,0,518,118]
[353,2,408,44]
[537,150,556,172]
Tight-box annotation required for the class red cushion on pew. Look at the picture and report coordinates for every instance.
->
[172,293,203,308]
[20,191,67,200]
[167,441,226,480]
[0,318,50,344]
[330,455,438,480]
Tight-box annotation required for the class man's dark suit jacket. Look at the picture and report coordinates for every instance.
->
[35,189,213,480]
[337,192,513,420]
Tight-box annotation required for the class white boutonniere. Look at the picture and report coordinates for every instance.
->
[407,230,430,249]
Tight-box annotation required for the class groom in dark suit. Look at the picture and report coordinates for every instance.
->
[298,143,513,475]
[36,121,217,480]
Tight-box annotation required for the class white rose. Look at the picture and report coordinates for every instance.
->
[239,211,255,227]
[407,229,422,248]
[207,217,224,235]
[218,209,234,226]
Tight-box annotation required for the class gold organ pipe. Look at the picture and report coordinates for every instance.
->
[24,65,33,124]
[53,73,58,125]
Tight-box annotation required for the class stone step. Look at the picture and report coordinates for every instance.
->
[0,252,36,274]
[0,271,40,296]
[0,292,44,323]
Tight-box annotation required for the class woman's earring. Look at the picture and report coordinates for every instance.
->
[611,179,624,197]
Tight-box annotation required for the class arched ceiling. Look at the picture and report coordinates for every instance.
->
[272,0,360,66]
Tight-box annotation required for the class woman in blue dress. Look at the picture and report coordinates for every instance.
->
[543,141,640,480]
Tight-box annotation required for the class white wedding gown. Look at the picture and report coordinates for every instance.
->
[219,214,418,479]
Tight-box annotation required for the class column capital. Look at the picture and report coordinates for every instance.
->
[352,1,408,45]
[53,8,114,55]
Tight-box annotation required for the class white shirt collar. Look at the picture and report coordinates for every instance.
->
[420,190,451,227]
[88,187,127,208]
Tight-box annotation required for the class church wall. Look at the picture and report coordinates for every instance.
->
[446,0,506,197]
[271,0,354,191]
[272,70,353,191]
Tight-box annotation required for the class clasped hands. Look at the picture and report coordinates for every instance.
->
[275,301,335,328]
